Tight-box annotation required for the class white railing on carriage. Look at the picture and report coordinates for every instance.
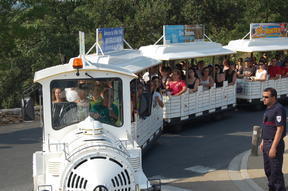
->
[236,78,288,101]
[131,106,163,148]
[163,81,236,120]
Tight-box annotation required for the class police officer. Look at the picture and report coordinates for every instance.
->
[260,87,286,191]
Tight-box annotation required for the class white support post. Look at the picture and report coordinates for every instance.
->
[204,34,213,42]
[124,39,133,49]
[154,35,164,45]
[242,32,250,40]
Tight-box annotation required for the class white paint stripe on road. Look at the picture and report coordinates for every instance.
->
[185,165,216,174]
[161,185,192,191]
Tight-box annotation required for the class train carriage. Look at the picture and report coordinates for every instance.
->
[140,31,236,129]
[225,23,288,103]
[32,30,163,191]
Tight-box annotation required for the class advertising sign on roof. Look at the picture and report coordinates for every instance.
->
[250,23,288,39]
[96,27,124,53]
[163,25,204,44]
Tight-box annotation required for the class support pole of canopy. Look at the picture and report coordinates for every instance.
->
[124,39,133,49]
[204,34,213,42]
[242,32,250,40]
[154,35,164,45]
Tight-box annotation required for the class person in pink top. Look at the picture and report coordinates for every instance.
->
[166,69,187,96]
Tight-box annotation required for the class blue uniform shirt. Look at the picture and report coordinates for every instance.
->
[262,102,286,140]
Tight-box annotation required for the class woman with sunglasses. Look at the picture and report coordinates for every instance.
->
[253,60,268,81]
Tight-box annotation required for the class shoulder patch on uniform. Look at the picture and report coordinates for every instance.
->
[276,116,282,123]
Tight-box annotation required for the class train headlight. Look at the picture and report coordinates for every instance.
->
[38,185,52,191]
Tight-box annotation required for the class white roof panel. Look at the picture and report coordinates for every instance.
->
[225,38,288,53]
[34,49,161,82]
[139,41,235,61]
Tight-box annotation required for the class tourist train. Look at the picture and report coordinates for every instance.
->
[31,23,288,191]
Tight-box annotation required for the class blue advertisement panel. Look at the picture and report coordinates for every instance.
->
[97,27,124,53]
[250,23,288,39]
[164,25,204,44]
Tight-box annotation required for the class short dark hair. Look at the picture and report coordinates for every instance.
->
[264,87,277,98]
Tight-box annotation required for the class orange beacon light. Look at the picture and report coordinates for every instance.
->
[73,58,83,76]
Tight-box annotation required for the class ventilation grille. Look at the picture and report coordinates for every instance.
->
[66,171,88,190]
[111,169,132,191]
[65,156,133,191]
[48,161,61,176]
[129,157,140,170]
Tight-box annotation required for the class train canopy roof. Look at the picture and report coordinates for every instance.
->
[139,41,235,61]
[34,49,161,82]
[224,38,288,53]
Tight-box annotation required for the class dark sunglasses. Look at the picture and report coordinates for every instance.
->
[262,96,270,99]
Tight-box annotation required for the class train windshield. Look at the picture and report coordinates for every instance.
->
[50,78,123,130]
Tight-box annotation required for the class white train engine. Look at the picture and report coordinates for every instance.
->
[32,52,161,191]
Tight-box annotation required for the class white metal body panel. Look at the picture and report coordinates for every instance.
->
[236,78,288,100]
[163,83,236,120]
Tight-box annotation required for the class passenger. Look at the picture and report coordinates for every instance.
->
[159,66,172,89]
[196,60,205,78]
[282,60,288,77]
[223,59,230,71]
[75,88,89,121]
[151,76,164,108]
[200,67,214,90]
[225,62,237,86]
[90,85,103,106]
[236,58,244,77]
[176,62,185,80]
[187,68,200,93]
[65,88,80,102]
[166,69,187,96]
[268,58,282,79]
[136,82,148,118]
[253,61,267,81]
[52,88,66,103]
[240,57,256,78]
[214,64,225,88]
[90,88,119,125]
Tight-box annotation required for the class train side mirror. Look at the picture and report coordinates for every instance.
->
[21,96,35,121]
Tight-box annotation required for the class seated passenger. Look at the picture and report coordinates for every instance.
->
[214,64,225,87]
[268,58,282,79]
[90,85,104,106]
[52,88,66,103]
[75,88,89,120]
[166,69,187,96]
[282,60,288,77]
[159,66,172,89]
[136,82,149,118]
[239,57,256,78]
[196,60,205,78]
[90,88,118,125]
[187,68,200,93]
[253,61,267,81]
[200,67,214,90]
[224,62,237,86]
[151,76,164,108]
[236,58,244,76]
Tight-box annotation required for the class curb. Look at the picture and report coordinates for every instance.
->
[228,149,264,191]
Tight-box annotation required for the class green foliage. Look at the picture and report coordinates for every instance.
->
[1,0,288,108]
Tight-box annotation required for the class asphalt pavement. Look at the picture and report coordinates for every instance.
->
[0,106,288,191]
